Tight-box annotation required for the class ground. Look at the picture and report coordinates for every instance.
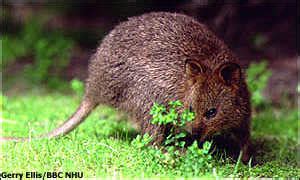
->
[1,90,298,178]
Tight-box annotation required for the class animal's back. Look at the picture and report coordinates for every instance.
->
[86,12,238,122]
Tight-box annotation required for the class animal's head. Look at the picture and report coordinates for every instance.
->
[183,60,250,142]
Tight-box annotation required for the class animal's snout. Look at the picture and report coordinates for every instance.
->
[184,121,206,141]
[184,121,193,134]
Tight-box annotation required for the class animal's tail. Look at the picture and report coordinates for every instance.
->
[0,98,97,142]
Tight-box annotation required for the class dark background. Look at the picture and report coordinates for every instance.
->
[1,0,298,104]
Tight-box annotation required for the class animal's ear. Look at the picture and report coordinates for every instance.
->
[185,60,206,77]
[217,62,241,85]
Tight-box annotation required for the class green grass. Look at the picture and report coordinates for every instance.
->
[1,92,299,178]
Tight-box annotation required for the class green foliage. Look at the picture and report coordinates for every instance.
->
[26,35,73,83]
[0,93,8,107]
[246,61,272,108]
[1,36,28,66]
[131,100,214,176]
[150,100,195,147]
[0,94,8,118]
[252,33,268,50]
[132,135,214,176]
[179,141,213,176]
[2,93,299,177]
[1,18,74,87]
[70,79,85,96]
[150,100,195,127]
[131,133,153,149]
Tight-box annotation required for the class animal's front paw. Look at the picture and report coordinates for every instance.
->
[241,140,256,165]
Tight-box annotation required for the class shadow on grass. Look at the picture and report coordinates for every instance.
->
[91,116,298,168]
[251,136,298,166]
[92,119,139,142]
[107,126,139,141]
[197,134,298,167]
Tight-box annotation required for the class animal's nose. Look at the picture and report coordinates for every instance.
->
[184,121,204,136]
[183,122,193,134]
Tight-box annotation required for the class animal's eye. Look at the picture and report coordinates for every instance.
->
[204,108,217,119]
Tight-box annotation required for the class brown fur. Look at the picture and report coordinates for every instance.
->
[1,12,252,162]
